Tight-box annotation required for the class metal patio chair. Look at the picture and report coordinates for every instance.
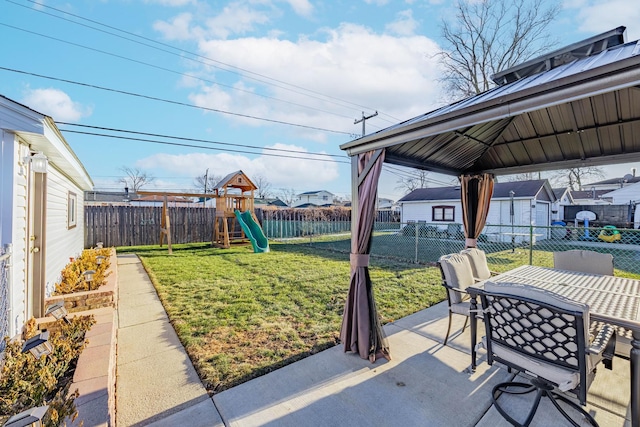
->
[553,250,614,276]
[460,247,495,281]
[477,281,615,427]
[437,253,476,346]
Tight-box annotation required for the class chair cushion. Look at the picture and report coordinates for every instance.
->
[439,254,475,304]
[491,341,598,391]
[450,300,470,316]
[553,250,614,276]
[460,248,492,281]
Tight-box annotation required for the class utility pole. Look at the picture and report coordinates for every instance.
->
[204,168,209,193]
[354,111,378,137]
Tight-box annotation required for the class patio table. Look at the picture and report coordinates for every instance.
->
[467,265,640,427]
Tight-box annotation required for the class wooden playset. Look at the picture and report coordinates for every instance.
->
[136,170,260,253]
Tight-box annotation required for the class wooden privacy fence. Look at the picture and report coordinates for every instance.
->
[85,205,398,248]
[85,205,217,248]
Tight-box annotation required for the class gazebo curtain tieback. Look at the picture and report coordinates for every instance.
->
[465,238,478,248]
[350,253,370,267]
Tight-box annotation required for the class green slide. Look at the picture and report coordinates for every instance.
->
[234,210,270,253]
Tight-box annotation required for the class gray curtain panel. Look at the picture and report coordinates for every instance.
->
[340,149,390,362]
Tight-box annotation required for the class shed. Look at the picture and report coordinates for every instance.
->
[0,94,93,339]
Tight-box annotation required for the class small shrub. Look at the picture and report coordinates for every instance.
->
[0,315,95,426]
[54,248,111,295]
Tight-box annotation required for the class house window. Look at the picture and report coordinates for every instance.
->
[68,192,77,229]
[322,195,328,201]
[432,205,454,222]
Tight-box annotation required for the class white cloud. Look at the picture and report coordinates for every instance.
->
[564,1,640,41]
[154,2,271,40]
[153,13,202,41]
[21,88,92,122]
[285,0,314,17]
[363,0,389,5]
[385,9,419,36]
[144,0,195,6]
[189,23,443,138]
[136,144,339,189]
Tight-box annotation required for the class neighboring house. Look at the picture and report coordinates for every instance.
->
[398,179,555,243]
[292,190,334,208]
[598,182,640,205]
[85,190,137,206]
[255,198,288,208]
[584,172,640,191]
[570,189,612,205]
[130,195,196,207]
[0,95,93,339]
[551,188,574,221]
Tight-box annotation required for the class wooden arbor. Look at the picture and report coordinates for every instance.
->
[213,170,257,248]
[136,191,215,254]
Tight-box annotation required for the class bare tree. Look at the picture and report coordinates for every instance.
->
[253,174,273,199]
[439,0,558,100]
[276,188,297,207]
[193,170,221,193]
[504,172,545,182]
[119,166,154,192]
[395,170,432,194]
[550,167,605,190]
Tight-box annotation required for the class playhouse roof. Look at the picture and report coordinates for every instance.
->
[215,170,257,192]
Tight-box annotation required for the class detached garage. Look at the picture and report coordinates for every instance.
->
[398,179,555,243]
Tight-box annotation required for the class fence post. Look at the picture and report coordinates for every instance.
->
[415,224,419,263]
[529,223,534,265]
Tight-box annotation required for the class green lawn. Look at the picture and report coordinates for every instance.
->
[118,242,444,392]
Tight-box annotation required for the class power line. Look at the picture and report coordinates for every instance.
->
[0,66,353,135]
[59,128,352,164]
[4,0,400,125]
[59,122,348,159]
[0,22,363,123]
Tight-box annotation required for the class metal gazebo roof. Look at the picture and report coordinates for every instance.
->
[340,28,640,177]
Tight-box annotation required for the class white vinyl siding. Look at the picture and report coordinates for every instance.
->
[10,140,30,336]
[44,166,85,297]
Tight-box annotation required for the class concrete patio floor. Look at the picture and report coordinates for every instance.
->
[115,254,632,426]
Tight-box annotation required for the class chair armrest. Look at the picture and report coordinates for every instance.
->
[588,322,616,370]
[441,281,471,295]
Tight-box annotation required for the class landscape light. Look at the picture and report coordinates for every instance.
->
[21,331,53,359]
[45,301,70,324]
[82,270,96,290]
[96,255,105,267]
[95,242,104,249]
[3,405,49,427]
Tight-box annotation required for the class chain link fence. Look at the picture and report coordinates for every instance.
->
[270,219,640,277]
[0,244,11,352]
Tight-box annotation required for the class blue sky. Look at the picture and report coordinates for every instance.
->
[2,0,640,201]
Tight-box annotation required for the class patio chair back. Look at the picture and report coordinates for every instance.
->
[437,254,474,304]
[460,248,492,281]
[553,250,614,276]
[479,281,594,403]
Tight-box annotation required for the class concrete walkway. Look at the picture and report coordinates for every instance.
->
[115,254,222,426]
[115,253,631,426]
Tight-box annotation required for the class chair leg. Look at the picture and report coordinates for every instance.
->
[492,380,599,427]
[548,392,599,427]
[444,311,453,345]
[462,316,469,332]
